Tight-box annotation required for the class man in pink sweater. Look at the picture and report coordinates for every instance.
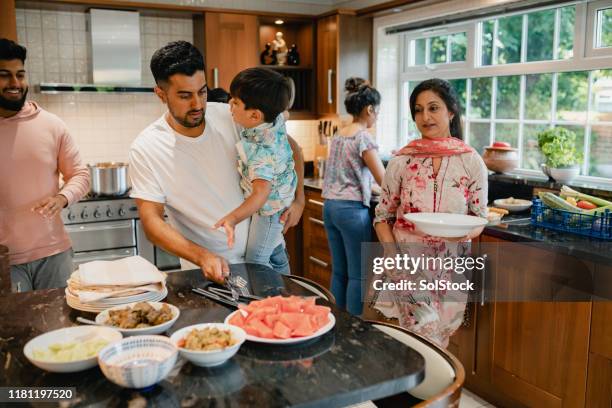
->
[0,39,90,292]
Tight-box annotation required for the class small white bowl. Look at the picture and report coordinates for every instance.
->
[98,335,178,389]
[95,302,180,336]
[493,198,533,212]
[170,323,246,367]
[403,213,488,238]
[23,326,122,373]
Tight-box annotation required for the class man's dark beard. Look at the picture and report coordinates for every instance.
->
[0,87,28,111]
[169,107,204,128]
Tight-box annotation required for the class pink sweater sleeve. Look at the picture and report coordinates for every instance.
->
[57,128,90,205]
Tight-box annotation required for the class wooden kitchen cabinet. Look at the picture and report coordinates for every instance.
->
[0,0,17,41]
[197,12,259,90]
[586,293,612,407]
[451,234,594,408]
[316,12,371,116]
[302,188,332,289]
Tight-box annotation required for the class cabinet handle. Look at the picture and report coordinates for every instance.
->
[327,69,333,104]
[308,217,324,226]
[308,198,324,207]
[481,263,486,306]
[213,67,219,88]
[309,256,328,267]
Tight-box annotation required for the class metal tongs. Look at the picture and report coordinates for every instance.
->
[192,287,238,308]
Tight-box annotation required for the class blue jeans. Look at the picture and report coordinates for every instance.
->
[246,212,287,274]
[269,242,290,275]
[323,199,371,315]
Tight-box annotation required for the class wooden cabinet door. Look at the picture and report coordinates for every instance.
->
[204,13,258,90]
[489,243,591,408]
[302,190,332,289]
[302,207,332,289]
[586,300,612,407]
[316,15,338,115]
[449,235,496,399]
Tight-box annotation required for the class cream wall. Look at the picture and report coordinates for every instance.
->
[16,8,318,165]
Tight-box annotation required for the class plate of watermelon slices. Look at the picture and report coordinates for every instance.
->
[224,295,335,345]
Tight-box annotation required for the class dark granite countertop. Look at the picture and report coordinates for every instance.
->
[484,214,612,266]
[304,177,324,191]
[0,265,425,407]
[305,178,612,265]
[488,173,612,197]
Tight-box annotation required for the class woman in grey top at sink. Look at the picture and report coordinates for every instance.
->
[322,78,385,315]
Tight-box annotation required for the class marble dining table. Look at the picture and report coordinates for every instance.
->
[0,264,425,407]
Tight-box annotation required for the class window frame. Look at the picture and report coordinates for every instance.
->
[382,0,612,185]
[586,0,612,57]
[402,22,475,74]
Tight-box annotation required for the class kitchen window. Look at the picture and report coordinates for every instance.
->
[376,0,612,182]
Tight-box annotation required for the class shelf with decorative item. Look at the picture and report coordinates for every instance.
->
[258,16,316,116]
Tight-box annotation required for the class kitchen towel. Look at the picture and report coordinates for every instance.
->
[78,256,165,286]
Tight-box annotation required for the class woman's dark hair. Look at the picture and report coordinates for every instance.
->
[207,87,230,103]
[230,67,291,123]
[0,38,27,63]
[344,77,381,116]
[150,41,204,85]
[409,78,463,140]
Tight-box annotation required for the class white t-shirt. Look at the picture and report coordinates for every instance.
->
[128,102,249,263]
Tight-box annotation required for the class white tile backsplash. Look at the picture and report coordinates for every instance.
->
[25,10,41,28]
[56,12,72,30]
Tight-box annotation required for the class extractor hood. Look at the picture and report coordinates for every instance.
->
[38,9,154,94]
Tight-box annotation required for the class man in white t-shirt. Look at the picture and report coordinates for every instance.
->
[129,41,304,283]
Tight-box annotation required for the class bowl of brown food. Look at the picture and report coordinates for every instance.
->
[169,323,246,367]
[96,302,180,336]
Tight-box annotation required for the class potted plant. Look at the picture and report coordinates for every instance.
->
[537,127,582,183]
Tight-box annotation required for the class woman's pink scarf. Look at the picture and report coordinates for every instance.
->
[394,137,474,158]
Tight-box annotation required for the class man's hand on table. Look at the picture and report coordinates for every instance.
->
[32,194,68,218]
[197,251,230,284]
[280,195,305,234]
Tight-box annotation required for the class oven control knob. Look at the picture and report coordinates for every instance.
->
[106,208,113,217]
[93,208,101,218]
[118,207,126,216]
[81,209,89,219]
[67,212,76,221]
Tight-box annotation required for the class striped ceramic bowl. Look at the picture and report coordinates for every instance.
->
[98,335,177,389]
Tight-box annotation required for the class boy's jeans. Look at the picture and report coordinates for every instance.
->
[246,212,288,274]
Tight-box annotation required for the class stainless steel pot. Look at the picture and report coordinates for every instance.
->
[88,162,129,196]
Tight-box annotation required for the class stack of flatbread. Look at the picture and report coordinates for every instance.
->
[65,256,168,312]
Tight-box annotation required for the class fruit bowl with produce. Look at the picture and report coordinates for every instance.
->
[482,141,519,174]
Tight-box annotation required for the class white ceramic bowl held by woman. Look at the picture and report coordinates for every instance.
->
[23,326,122,373]
[404,213,488,238]
[98,335,178,389]
[170,323,246,367]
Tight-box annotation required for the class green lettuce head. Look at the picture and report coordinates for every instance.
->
[537,127,582,168]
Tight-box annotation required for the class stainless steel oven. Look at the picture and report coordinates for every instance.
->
[61,197,180,271]
[136,220,181,271]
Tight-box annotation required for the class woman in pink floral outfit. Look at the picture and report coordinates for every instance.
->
[373,79,488,347]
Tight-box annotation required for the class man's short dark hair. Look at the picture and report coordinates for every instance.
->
[0,38,27,63]
[150,41,204,84]
[230,67,291,123]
